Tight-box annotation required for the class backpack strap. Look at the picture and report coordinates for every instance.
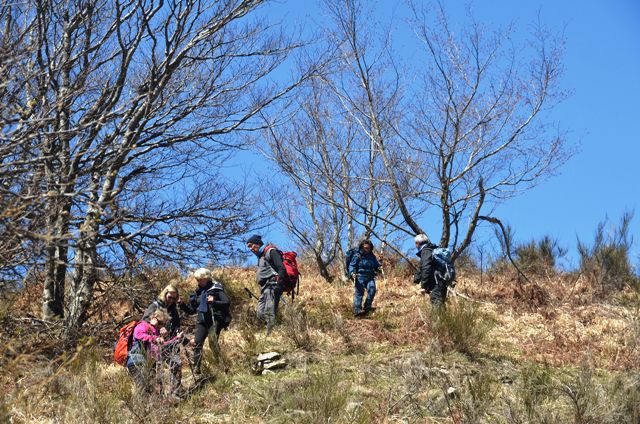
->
[263,244,280,278]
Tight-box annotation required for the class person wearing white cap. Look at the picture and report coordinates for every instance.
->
[180,268,231,377]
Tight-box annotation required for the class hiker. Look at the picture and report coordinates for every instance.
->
[413,233,447,307]
[181,268,231,377]
[142,282,187,396]
[348,239,381,316]
[127,309,170,393]
[246,234,287,332]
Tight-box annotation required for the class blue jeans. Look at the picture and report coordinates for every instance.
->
[354,278,376,314]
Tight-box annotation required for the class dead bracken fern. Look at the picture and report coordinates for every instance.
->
[2,265,639,423]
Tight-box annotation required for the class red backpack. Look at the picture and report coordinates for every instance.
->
[113,320,138,366]
[265,245,301,300]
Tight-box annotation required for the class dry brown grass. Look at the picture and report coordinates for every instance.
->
[2,263,639,422]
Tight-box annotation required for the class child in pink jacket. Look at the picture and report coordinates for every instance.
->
[127,310,169,393]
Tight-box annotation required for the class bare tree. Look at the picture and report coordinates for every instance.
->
[1,0,313,336]
[262,82,353,282]
[306,0,571,263]
[406,3,570,259]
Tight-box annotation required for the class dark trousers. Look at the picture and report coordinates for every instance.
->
[430,278,448,308]
[192,320,222,374]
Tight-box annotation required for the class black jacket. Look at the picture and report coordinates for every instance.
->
[414,242,438,290]
[183,281,232,328]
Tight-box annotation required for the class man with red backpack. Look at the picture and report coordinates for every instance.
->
[246,234,288,333]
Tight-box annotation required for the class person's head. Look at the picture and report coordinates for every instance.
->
[158,282,179,305]
[149,309,169,328]
[359,239,374,254]
[414,234,430,248]
[193,268,212,288]
[246,234,264,255]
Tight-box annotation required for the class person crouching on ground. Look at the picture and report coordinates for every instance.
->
[127,309,170,393]
[142,282,188,396]
[181,268,231,377]
[245,234,287,333]
[349,239,381,316]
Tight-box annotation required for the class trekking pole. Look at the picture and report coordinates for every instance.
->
[244,286,288,306]
[244,287,259,301]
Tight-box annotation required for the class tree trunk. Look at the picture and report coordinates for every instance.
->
[65,233,98,339]
[41,198,72,320]
[314,252,333,283]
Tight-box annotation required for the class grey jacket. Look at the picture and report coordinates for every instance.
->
[256,246,287,288]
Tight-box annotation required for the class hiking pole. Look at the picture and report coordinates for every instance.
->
[244,286,288,306]
[244,287,259,301]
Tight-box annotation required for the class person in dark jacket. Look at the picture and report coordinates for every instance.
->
[348,239,381,316]
[246,234,287,333]
[180,268,231,377]
[142,282,188,395]
[414,233,447,307]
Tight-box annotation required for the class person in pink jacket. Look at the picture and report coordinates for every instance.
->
[127,309,169,393]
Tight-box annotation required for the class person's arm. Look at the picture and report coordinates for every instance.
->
[209,289,230,314]
[133,322,158,343]
[348,252,359,277]
[413,252,421,284]
[179,293,197,315]
[210,290,230,310]
[420,248,435,289]
[373,255,381,274]
[268,249,287,282]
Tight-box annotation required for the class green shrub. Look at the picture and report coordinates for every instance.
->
[578,212,638,293]
[430,301,494,356]
[556,363,640,424]
[456,371,499,423]
[519,362,554,421]
[282,304,315,351]
[515,235,566,275]
[240,365,370,423]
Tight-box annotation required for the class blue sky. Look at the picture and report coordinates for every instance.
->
[237,1,640,269]
[472,0,640,267]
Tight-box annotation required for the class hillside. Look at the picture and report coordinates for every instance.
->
[2,265,639,423]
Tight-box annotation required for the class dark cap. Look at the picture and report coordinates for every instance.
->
[246,234,263,245]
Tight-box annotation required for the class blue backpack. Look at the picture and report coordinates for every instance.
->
[344,247,360,277]
[432,247,456,286]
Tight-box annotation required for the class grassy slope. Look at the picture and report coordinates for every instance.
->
[2,266,639,423]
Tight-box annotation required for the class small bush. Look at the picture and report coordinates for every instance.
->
[430,301,494,356]
[454,249,480,274]
[332,312,363,354]
[519,362,554,420]
[282,304,315,351]
[456,371,499,423]
[556,362,640,424]
[515,235,566,275]
[240,365,368,423]
[578,212,638,293]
